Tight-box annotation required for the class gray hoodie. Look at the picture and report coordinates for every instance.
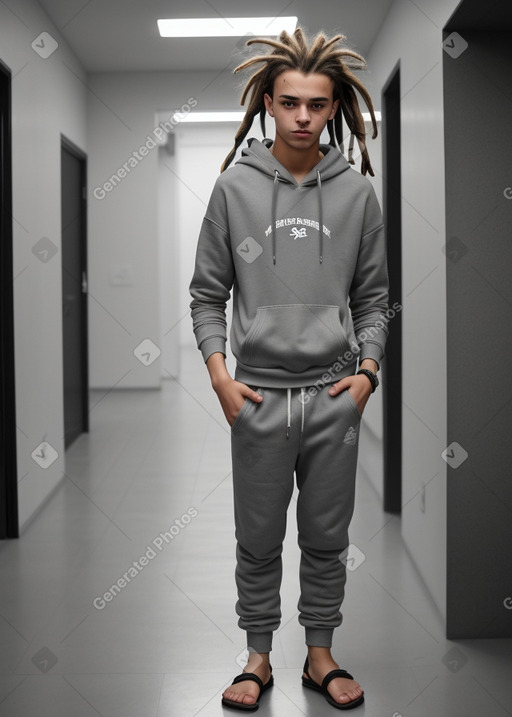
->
[189,138,389,388]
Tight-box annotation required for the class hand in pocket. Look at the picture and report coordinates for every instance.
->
[213,378,263,426]
[328,375,372,415]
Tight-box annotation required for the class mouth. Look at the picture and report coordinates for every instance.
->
[292,130,312,137]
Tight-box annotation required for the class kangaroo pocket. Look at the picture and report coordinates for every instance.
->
[240,304,350,374]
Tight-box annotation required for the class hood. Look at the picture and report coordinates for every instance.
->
[235,138,352,264]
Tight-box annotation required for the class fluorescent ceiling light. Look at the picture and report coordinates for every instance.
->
[172,111,245,123]
[158,16,298,38]
[172,111,381,124]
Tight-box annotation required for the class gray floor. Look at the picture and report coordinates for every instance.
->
[1,348,511,717]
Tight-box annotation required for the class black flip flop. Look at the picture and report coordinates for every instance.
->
[302,657,364,710]
[222,667,274,711]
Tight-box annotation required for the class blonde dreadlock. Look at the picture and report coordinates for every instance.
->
[221,27,378,176]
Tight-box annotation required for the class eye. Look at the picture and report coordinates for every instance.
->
[282,100,295,108]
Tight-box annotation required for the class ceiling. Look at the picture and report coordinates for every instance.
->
[36,0,394,73]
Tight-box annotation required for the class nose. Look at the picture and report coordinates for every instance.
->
[296,103,310,125]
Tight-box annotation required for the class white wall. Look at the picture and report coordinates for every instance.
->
[87,71,244,388]
[174,124,235,351]
[0,0,87,530]
[362,0,462,620]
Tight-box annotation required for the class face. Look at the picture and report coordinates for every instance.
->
[264,69,339,151]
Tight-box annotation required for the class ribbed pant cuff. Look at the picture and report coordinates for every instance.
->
[246,631,273,653]
[305,627,334,647]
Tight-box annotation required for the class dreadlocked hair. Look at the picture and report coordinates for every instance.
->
[221,27,378,176]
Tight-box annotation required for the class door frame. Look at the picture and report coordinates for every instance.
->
[0,60,19,538]
[61,135,89,447]
[381,60,403,513]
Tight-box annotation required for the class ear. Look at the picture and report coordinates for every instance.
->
[328,98,340,121]
[264,92,274,117]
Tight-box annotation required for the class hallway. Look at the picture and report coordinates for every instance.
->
[1,348,510,717]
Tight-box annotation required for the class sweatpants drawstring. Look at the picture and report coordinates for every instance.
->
[286,387,306,438]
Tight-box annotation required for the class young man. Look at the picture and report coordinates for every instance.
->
[190,28,388,711]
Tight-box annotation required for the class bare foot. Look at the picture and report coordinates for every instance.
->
[305,647,363,706]
[222,652,272,707]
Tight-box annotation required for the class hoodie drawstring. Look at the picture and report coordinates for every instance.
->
[286,388,291,439]
[348,132,355,165]
[272,170,279,264]
[316,170,323,264]
[271,168,324,265]
[286,387,306,439]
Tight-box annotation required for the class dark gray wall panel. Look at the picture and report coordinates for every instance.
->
[444,29,512,638]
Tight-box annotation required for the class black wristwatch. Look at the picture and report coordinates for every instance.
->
[357,368,379,393]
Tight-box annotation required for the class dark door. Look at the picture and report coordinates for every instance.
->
[61,138,88,449]
[0,61,18,538]
[381,63,402,513]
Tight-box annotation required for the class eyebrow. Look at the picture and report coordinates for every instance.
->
[278,94,330,101]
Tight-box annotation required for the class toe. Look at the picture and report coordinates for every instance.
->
[223,689,239,702]
[337,692,351,703]
[223,685,258,705]
[332,680,363,704]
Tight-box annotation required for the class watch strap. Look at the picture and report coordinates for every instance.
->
[357,368,378,393]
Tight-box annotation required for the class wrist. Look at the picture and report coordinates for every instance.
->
[211,373,232,393]
[359,358,379,374]
[206,352,231,390]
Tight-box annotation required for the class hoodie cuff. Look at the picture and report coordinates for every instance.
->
[199,337,226,364]
[358,342,384,368]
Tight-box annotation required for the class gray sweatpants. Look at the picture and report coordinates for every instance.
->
[230,380,362,653]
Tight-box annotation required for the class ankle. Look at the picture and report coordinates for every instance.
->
[307,646,333,662]
[245,651,270,672]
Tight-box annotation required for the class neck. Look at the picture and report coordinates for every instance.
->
[270,136,323,181]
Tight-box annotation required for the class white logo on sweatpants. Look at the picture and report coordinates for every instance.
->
[343,426,358,445]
